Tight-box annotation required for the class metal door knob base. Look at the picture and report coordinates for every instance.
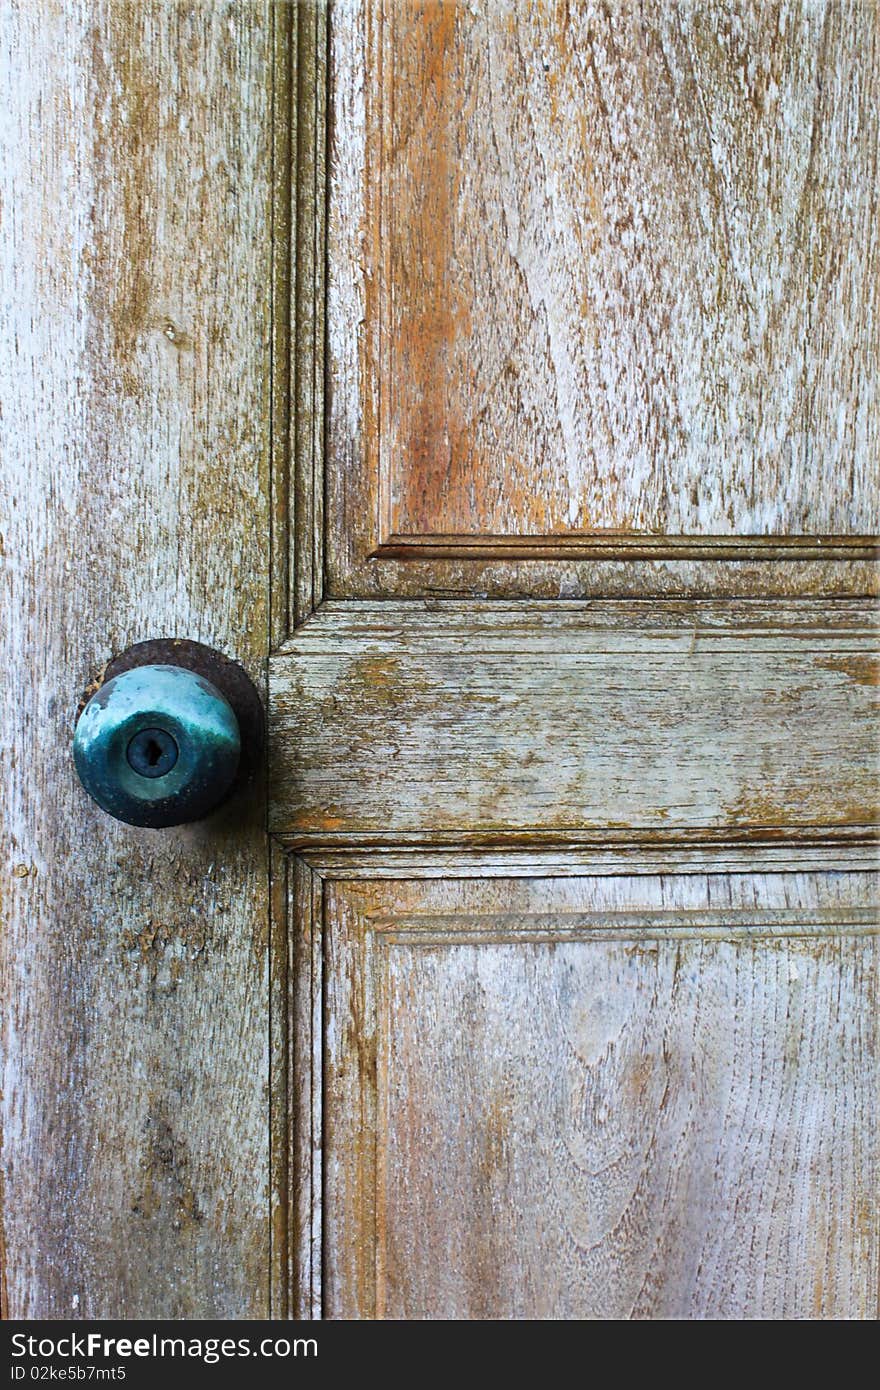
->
[73,663,241,827]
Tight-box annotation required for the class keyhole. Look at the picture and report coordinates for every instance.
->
[126,727,179,779]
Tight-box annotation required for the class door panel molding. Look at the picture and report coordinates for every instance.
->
[291,838,880,880]
[373,534,880,563]
[269,850,324,1320]
[278,870,878,1319]
[320,0,879,601]
[274,1,878,617]
[271,0,329,636]
[368,907,879,944]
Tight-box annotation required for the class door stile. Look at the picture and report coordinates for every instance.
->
[269,1,330,1317]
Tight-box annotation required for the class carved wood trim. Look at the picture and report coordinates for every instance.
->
[307,870,879,1318]
[272,0,328,640]
[372,534,879,563]
[368,906,879,944]
[320,0,880,599]
[271,851,324,1319]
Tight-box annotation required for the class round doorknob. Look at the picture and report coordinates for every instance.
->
[73,664,241,827]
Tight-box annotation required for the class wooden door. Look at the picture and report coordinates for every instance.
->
[268,0,879,1320]
[3,1,877,1321]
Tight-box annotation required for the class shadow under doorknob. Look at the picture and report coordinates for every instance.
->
[73,640,263,828]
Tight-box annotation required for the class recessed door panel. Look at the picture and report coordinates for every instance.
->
[326,0,879,593]
[321,874,879,1319]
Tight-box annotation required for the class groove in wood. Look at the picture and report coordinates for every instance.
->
[273,0,328,638]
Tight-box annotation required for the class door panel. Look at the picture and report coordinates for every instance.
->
[374,2,878,544]
[326,0,879,595]
[321,874,878,1319]
[270,600,877,842]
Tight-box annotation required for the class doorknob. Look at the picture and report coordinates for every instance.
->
[73,645,252,828]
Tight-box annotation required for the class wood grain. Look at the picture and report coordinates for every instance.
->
[326,0,879,596]
[1,0,272,1318]
[269,600,879,842]
[323,872,879,1320]
[5,0,876,1325]
[385,0,878,539]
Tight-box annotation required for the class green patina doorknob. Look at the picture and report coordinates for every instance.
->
[73,664,241,827]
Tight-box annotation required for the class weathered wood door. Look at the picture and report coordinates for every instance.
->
[3,1,877,1321]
